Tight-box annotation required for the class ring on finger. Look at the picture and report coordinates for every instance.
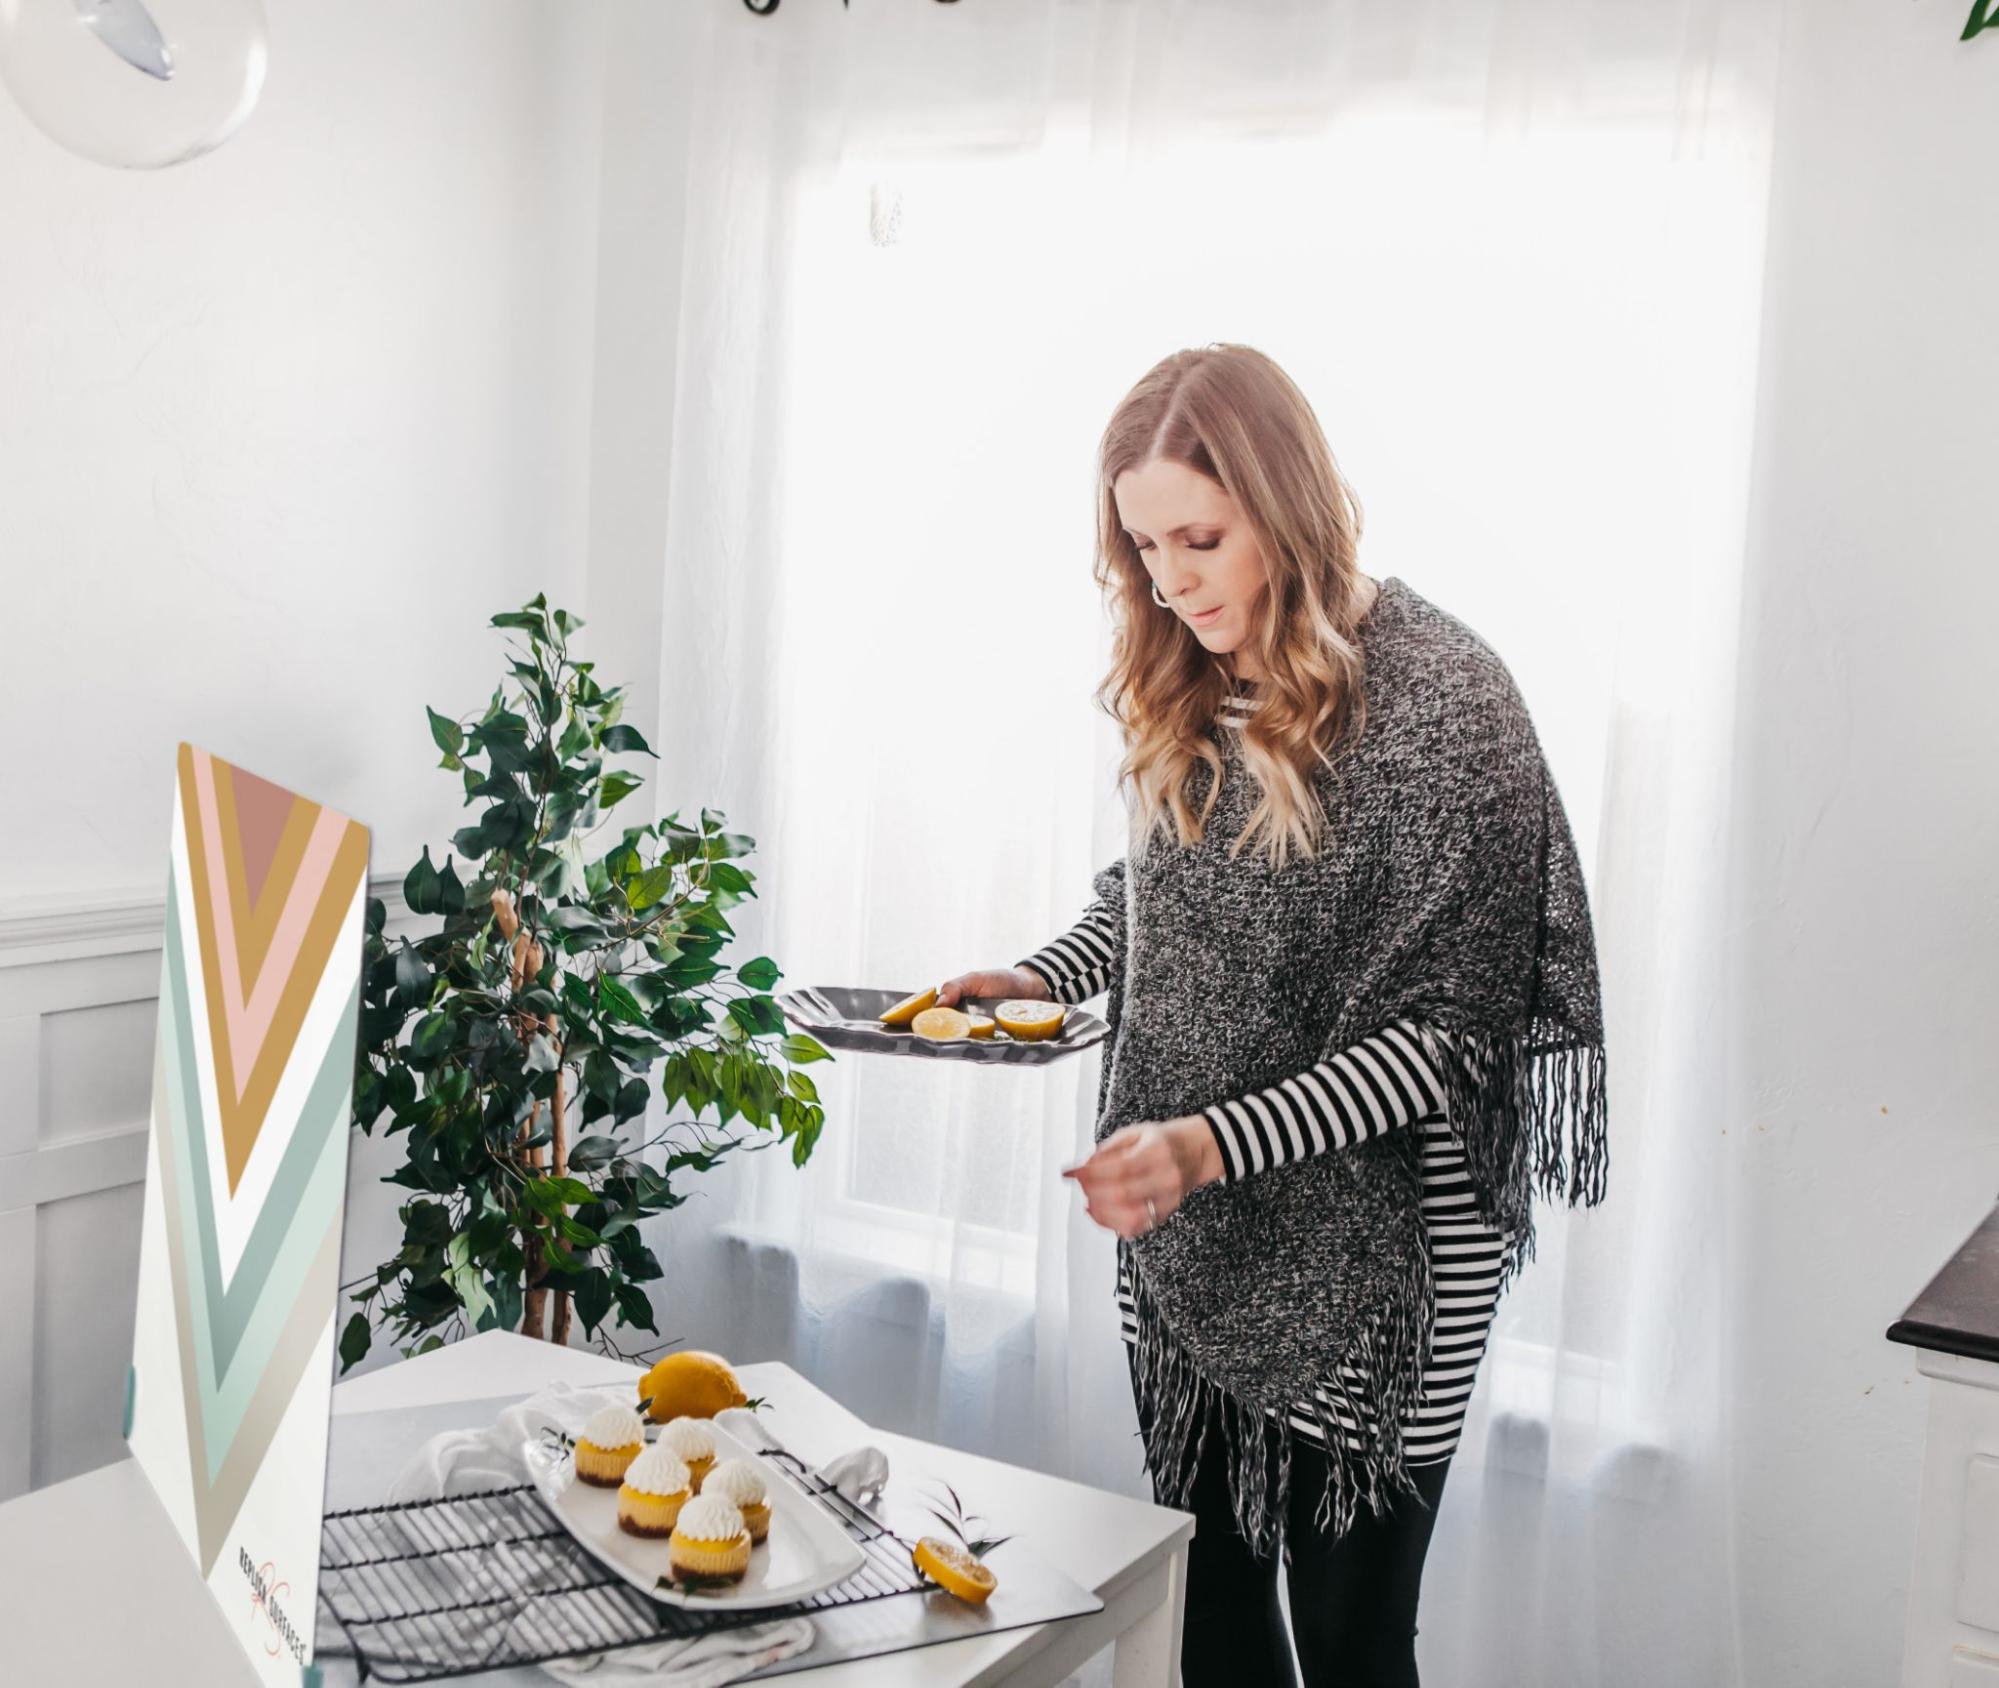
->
[1144,1194,1160,1232]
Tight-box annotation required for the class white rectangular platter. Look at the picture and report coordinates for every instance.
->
[522,1404,868,1611]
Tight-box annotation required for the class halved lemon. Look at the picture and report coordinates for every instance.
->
[965,1014,996,1039]
[880,987,939,1027]
[912,1006,974,1041]
[912,1535,998,1604]
[993,1000,1065,1041]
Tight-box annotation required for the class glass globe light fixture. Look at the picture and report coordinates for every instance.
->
[0,0,268,169]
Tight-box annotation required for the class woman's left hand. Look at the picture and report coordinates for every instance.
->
[1061,1114,1224,1239]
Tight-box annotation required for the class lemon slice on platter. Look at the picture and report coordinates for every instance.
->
[965,1014,996,1039]
[879,987,939,1027]
[911,1006,974,1041]
[912,1535,998,1604]
[992,1000,1066,1042]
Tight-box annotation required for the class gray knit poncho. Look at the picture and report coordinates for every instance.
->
[1099,574,1608,1552]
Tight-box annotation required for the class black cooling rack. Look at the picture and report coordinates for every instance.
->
[314,1447,928,1684]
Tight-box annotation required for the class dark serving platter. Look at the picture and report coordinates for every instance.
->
[775,985,1109,1065]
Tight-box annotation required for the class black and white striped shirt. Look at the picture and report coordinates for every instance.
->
[1020,687,1513,1467]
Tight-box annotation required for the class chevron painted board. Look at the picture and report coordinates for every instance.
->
[126,743,370,1686]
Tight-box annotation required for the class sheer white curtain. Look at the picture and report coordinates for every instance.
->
[633,2,1787,1682]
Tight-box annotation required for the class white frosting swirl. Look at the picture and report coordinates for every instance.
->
[580,1404,646,1449]
[701,1457,767,1507]
[673,1492,746,1542]
[657,1417,716,1460]
[620,1444,691,1497]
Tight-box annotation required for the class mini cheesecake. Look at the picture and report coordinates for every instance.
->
[616,1445,692,1538]
[667,1492,752,1585]
[574,1403,647,1487]
[701,1456,772,1543]
[656,1416,717,1492]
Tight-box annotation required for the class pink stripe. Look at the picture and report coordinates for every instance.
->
[189,750,253,1098]
[190,754,347,1101]
[235,806,349,1057]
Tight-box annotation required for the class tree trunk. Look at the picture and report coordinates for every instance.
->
[551,1063,572,1347]
[520,1096,547,1340]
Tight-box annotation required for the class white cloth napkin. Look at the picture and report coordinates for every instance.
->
[386,1379,815,1687]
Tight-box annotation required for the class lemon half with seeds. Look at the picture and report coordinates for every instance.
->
[993,1000,1066,1041]
[879,987,938,1027]
[912,1006,974,1041]
[912,1535,998,1604]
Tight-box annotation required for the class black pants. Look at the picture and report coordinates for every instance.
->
[1132,1355,1453,1688]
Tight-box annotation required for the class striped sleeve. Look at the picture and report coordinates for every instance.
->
[1202,1020,1456,1182]
[1017,857,1125,1005]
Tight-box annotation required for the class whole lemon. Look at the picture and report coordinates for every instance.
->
[636,1349,750,1422]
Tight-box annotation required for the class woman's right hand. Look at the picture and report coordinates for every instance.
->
[935,966,1051,1007]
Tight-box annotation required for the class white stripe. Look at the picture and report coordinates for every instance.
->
[1327,1047,1392,1140]
[1287,1065,1344,1147]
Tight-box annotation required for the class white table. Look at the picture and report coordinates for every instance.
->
[0,1331,1191,1687]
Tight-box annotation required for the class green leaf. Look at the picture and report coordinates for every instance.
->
[569,1133,620,1171]
[597,975,646,1026]
[411,1012,453,1059]
[613,1076,650,1124]
[600,770,644,810]
[393,944,433,1008]
[574,1268,614,1335]
[583,1050,621,1107]
[339,1312,372,1371]
[780,1032,832,1064]
[614,1281,659,1333]
[727,997,788,1038]
[626,864,677,911]
[426,706,464,759]
[404,847,443,916]
[602,723,656,757]
[736,956,781,991]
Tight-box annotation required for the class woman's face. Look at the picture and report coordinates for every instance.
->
[1114,457,1269,679]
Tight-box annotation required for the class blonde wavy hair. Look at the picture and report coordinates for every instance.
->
[1094,344,1374,873]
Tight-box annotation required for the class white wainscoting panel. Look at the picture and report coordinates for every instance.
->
[0,878,408,1501]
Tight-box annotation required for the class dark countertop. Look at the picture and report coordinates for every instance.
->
[1887,1197,1999,1363]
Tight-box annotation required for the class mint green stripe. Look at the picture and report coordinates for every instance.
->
[161,869,359,1483]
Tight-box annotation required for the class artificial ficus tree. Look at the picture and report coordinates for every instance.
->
[340,594,831,1370]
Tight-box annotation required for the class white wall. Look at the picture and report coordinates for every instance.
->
[1729,2,1999,1682]
[0,0,611,1489]
[0,0,606,902]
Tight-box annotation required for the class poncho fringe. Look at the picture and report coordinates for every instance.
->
[1124,1016,1606,1555]
[1125,1202,1436,1552]
[1417,1014,1610,1300]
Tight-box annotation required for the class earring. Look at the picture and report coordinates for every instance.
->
[1151,581,1170,609]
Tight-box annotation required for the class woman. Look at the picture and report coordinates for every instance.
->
[937,343,1608,1688]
